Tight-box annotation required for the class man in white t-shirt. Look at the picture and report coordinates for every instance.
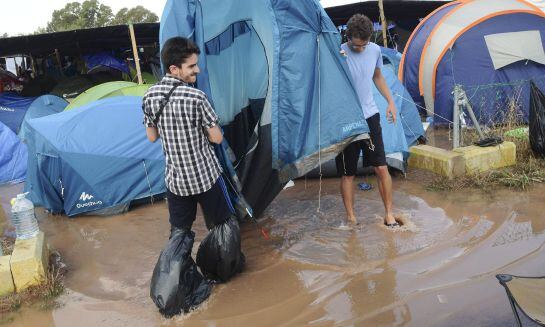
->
[335,14,400,228]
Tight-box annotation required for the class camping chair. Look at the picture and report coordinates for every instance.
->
[496,274,545,327]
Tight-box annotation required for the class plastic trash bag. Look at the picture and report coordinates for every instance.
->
[150,228,212,317]
[197,216,245,283]
[530,82,545,158]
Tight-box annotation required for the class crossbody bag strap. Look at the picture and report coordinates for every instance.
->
[151,82,183,126]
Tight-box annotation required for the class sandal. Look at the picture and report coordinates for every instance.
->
[384,221,401,228]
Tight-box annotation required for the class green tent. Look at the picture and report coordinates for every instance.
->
[107,84,152,97]
[65,81,136,110]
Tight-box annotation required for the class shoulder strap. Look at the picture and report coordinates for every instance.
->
[151,82,183,126]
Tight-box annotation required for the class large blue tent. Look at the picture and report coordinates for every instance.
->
[0,93,36,133]
[400,0,545,124]
[0,121,27,185]
[160,0,370,217]
[25,96,165,216]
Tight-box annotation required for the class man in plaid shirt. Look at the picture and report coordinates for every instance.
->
[143,37,231,230]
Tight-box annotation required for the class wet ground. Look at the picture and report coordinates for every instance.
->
[1,169,544,326]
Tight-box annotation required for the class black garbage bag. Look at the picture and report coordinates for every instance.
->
[150,228,212,317]
[530,81,545,157]
[196,216,245,283]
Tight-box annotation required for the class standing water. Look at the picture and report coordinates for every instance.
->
[10,193,39,240]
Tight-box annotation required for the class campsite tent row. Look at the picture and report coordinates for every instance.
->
[5,0,426,217]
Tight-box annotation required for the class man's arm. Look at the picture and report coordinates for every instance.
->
[373,67,397,124]
[146,126,159,142]
[206,125,223,144]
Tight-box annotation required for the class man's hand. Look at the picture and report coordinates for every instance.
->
[386,102,397,124]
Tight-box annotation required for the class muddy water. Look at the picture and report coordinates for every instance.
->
[1,175,545,326]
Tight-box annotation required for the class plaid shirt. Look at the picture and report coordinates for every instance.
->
[143,75,222,196]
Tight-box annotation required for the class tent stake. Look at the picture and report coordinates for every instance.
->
[129,24,143,85]
[378,0,388,47]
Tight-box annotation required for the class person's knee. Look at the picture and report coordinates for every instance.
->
[374,165,389,178]
[341,175,355,183]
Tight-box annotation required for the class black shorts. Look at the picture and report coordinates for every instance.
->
[166,176,234,230]
[335,113,387,176]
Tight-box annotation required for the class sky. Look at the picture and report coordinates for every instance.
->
[0,0,357,36]
[0,0,167,36]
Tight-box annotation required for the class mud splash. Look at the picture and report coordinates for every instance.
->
[1,176,545,326]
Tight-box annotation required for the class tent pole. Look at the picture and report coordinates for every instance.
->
[129,24,143,85]
[453,85,460,149]
[459,87,484,139]
[30,54,37,78]
[55,49,64,77]
[378,0,388,47]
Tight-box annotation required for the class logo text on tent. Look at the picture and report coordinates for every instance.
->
[342,119,366,134]
[0,106,15,112]
[79,192,94,201]
[77,192,102,209]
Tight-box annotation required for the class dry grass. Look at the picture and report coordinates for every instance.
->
[426,97,545,192]
[0,251,66,315]
[0,237,14,256]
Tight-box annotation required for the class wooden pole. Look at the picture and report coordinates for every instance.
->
[378,0,388,47]
[54,49,64,77]
[129,24,143,85]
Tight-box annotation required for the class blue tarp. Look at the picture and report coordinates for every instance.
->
[160,0,370,217]
[0,121,27,185]
[84,52,130,75]
[19,95,68,142]
[25,96,165,216]
[0,93,36,133]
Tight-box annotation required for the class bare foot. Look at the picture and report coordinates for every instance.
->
[384,214,402,227]
[347,216,358,225]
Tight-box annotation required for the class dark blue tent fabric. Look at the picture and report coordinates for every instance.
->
[84,52,130,74]
[160,0,369,217]
[18,95,68,142]
[0,93,36,133]
[0,121,27,185]
[402,6,545,125]
[25,96,165,216]
[434,13,545,124]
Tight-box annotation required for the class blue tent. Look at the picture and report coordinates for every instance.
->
[160,0,370,217]
[0,121,27,185]
[400,0,545,124]
[84,52,130,75]
[0,93,36,133]
[375,47,424,171]
[18,95,68,142]
[25,96,165,216]
[379,47,424,148]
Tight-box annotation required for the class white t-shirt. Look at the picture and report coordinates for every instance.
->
[341,42,383,119]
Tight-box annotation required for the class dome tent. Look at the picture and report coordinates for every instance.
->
[18,95,68,142]
[25,96,165,216]
[160,0,371,217]
[399,0,545,124]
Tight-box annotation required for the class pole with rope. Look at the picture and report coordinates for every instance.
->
[129,24,143,85]
[378,0,388,47]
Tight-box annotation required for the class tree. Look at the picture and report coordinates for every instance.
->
[39,0,158,34]
[46,0,113,32]
[112,6,159,25]
[0,33,8,38]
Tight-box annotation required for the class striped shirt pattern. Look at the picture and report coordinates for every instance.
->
[143,75,222,196]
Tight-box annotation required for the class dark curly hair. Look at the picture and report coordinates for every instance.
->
[161,37,201,72]
[346,14,373,41]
